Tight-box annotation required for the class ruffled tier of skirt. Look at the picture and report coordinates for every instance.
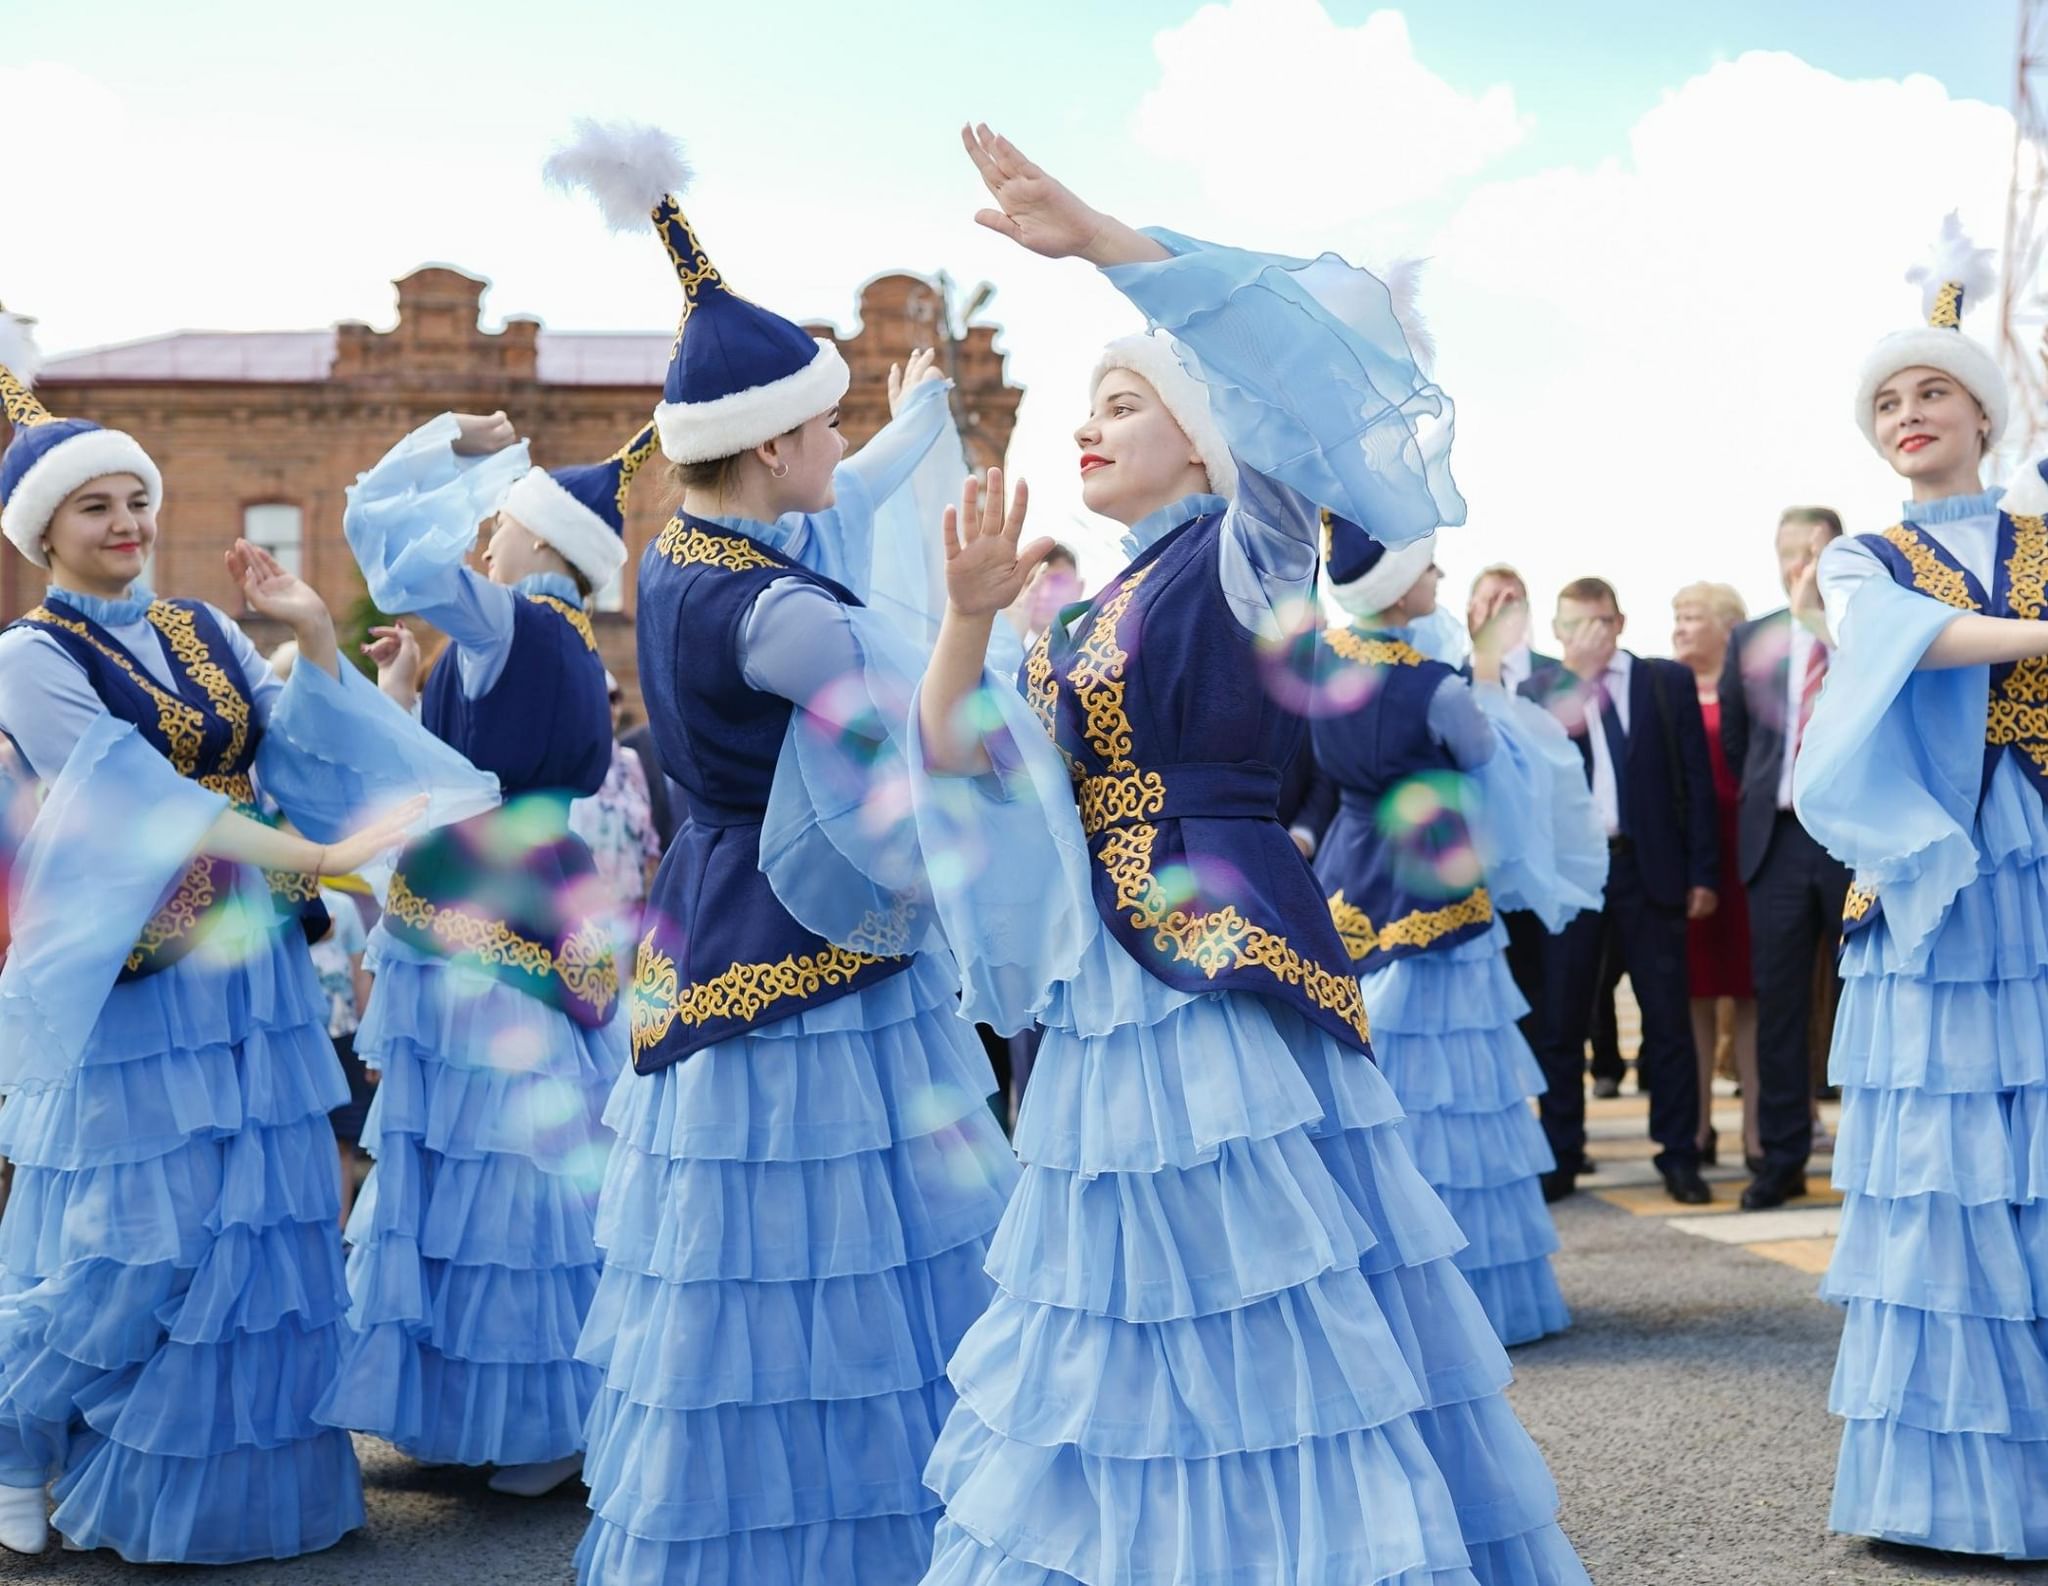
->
[1363,948,1567,1346]
[577,956,1014,1586]
[937,987,1587,1586]
[1826,781,2048,1558]
[316,946,622,1466]
[0,928,363,1562]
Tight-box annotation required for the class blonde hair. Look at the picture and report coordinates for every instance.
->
[1671,581,1746,630]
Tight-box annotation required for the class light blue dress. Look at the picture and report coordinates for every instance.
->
[575,379,1021,1586]
[1799,481,2048,1557]
[316,423,627,1469]
[775,234,1589,1586]
[0,586,495,1561]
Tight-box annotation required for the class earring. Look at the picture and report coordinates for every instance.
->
[533,540,547,554]
[771,462,790,479]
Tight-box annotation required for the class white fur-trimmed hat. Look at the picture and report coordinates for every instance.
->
[1855,213,2009,453]
[0,314,163,568]
[496,420,658,589]
[1323,508,1438,616]
[546,119,851,466]
[1089,331,1239,501]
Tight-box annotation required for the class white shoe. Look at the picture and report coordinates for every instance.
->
[0,1483,47,1554]
[486,1453,583,1497]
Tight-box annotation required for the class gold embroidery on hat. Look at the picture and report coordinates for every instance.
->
[1326,630,1428,668]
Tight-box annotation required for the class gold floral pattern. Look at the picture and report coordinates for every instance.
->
[525,593,598,652]
[654,518,783,573]
[1986,511,2048,774]
[2004,514,2048,621]
[1078,768,1168,836]
[1325,631,1428,668]
[387,871,617,1018]
[1929,281,1964,329]
[1881,525,1980,612]
[629,930,883,1061]
[1842,881,1877,923]
[126,862,217,973]
[612,423,661,521]
[147,602,250,769]
[1024,628,1059,737]
[1326,887,1495,963]
[1062,561,1372,1043]
[0,364,55,429]
[23,605,208,772]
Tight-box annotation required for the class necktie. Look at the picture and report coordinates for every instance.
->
[1594,675,1629,832]
[1793,640,1828,759]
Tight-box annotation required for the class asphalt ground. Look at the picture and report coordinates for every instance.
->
[5,1090,2045,1585]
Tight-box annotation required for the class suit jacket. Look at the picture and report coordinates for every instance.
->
[1521,651,1718,909]
[1718,608,1796,886]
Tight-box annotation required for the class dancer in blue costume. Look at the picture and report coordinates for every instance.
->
[315,403,653,1497]
[0,317,489,1561]
[1309,514,1604,1348]
[896,125,1590,1586]
[546,121,1018,1585]
[1798,215,2048,1558]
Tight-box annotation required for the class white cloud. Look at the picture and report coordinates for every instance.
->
[1425,51,2022,637]
[1132,1,1527,236]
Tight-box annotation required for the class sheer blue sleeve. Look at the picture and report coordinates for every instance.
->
[0,627,114,782]
[342,413,528,697]
[1425,673,1498,770]
[0,714,228,1094]
[1104,228,1464,548]
[255,654,501,897]
[786,378,963,649]
[1216,465,1320,633]
[1467,682,1608,931]
[1795,537,1980,962]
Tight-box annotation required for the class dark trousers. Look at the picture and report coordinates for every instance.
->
[1534,845,1701,1173]
[1589,936,1627,1084]
[1503,908,1547,1043]
[1747,812,1851,1173]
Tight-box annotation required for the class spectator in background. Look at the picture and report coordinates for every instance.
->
[569,671,663,965]
[1672,581,1756,1170]
[1523,577,1719,1203]
[1005,540,1083,649]
[1719,506,1850,1209]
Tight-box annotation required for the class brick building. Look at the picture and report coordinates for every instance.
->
[0,265,1022,712]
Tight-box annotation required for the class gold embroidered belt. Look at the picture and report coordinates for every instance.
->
[1078,762,1282,838]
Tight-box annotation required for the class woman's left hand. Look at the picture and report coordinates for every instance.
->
[888,348,943,417]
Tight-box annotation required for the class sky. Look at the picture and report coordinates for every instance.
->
[2,0,2030,651]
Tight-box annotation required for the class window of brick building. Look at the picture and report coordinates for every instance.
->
[242,502,304,579]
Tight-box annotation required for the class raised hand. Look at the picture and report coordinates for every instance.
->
[888,348,943,417]
[942,467,1051,618]
[363,621,423,707]
[318,794,431,877]
[229,539,326,632]
[451,411,517,457]
[960,124,1108,261]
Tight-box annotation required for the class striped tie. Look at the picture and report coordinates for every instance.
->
[1794,640,1828,757]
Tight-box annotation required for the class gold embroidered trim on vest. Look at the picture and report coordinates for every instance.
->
[146,602,250,769]
[126,864,218,973]
[1024,628,1059,737]
[654,519,783,573]
[1326,630,1428,668]
[1986,511,2048,774]
[387,871,619,1019]
[24,605,209,772]
[1842,881,1877,924]
[1077,768,1167,836]
[629,931,883,1060]
[1327,887,1494,963]
[1060,560,1373,1044]
[525,593,598,652]
[1881,525,1980,612]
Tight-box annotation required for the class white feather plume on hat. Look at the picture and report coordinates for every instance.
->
[543,119,695,231]
[1855,211,2009,452]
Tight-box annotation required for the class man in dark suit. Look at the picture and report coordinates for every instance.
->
[1467,565,1560,1036]
[1720,507,1850,1210]
[1522,577,1720,1204]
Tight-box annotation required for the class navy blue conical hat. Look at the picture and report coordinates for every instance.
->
[1321,508,1437,615]
[0,313,163,568]
[500,419,659,588]
[546,120,850,466]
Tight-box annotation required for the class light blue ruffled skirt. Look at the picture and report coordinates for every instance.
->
[1824,756,2048,1558]
[315,931,622,1466]
[922,959,1589,1586]
[0,923,364,1562]
[574,954,1017,1586]
[1362,925,1568,1347]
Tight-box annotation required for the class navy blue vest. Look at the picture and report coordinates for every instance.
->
[627,515,909,1075]
[7,597,326,977]
[1309,629,1493,972]
[1840,511,2048,937]
[385,593,619,1026]
[1021,513,1373,1052]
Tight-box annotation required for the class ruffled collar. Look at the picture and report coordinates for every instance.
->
[702,510,807,563]
[512,571,584,607]
[1120,493,1227,558]
[45,582,154,627]
[1903,485,2003,526]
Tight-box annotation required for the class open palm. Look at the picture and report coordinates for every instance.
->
[228,539,326,630]
[944,468,1053,618]
[961,124,1101,260]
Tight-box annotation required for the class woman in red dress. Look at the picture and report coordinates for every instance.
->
[1673,582,1756,1167]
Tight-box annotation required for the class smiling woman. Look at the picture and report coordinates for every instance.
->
[0,312,495,1563]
